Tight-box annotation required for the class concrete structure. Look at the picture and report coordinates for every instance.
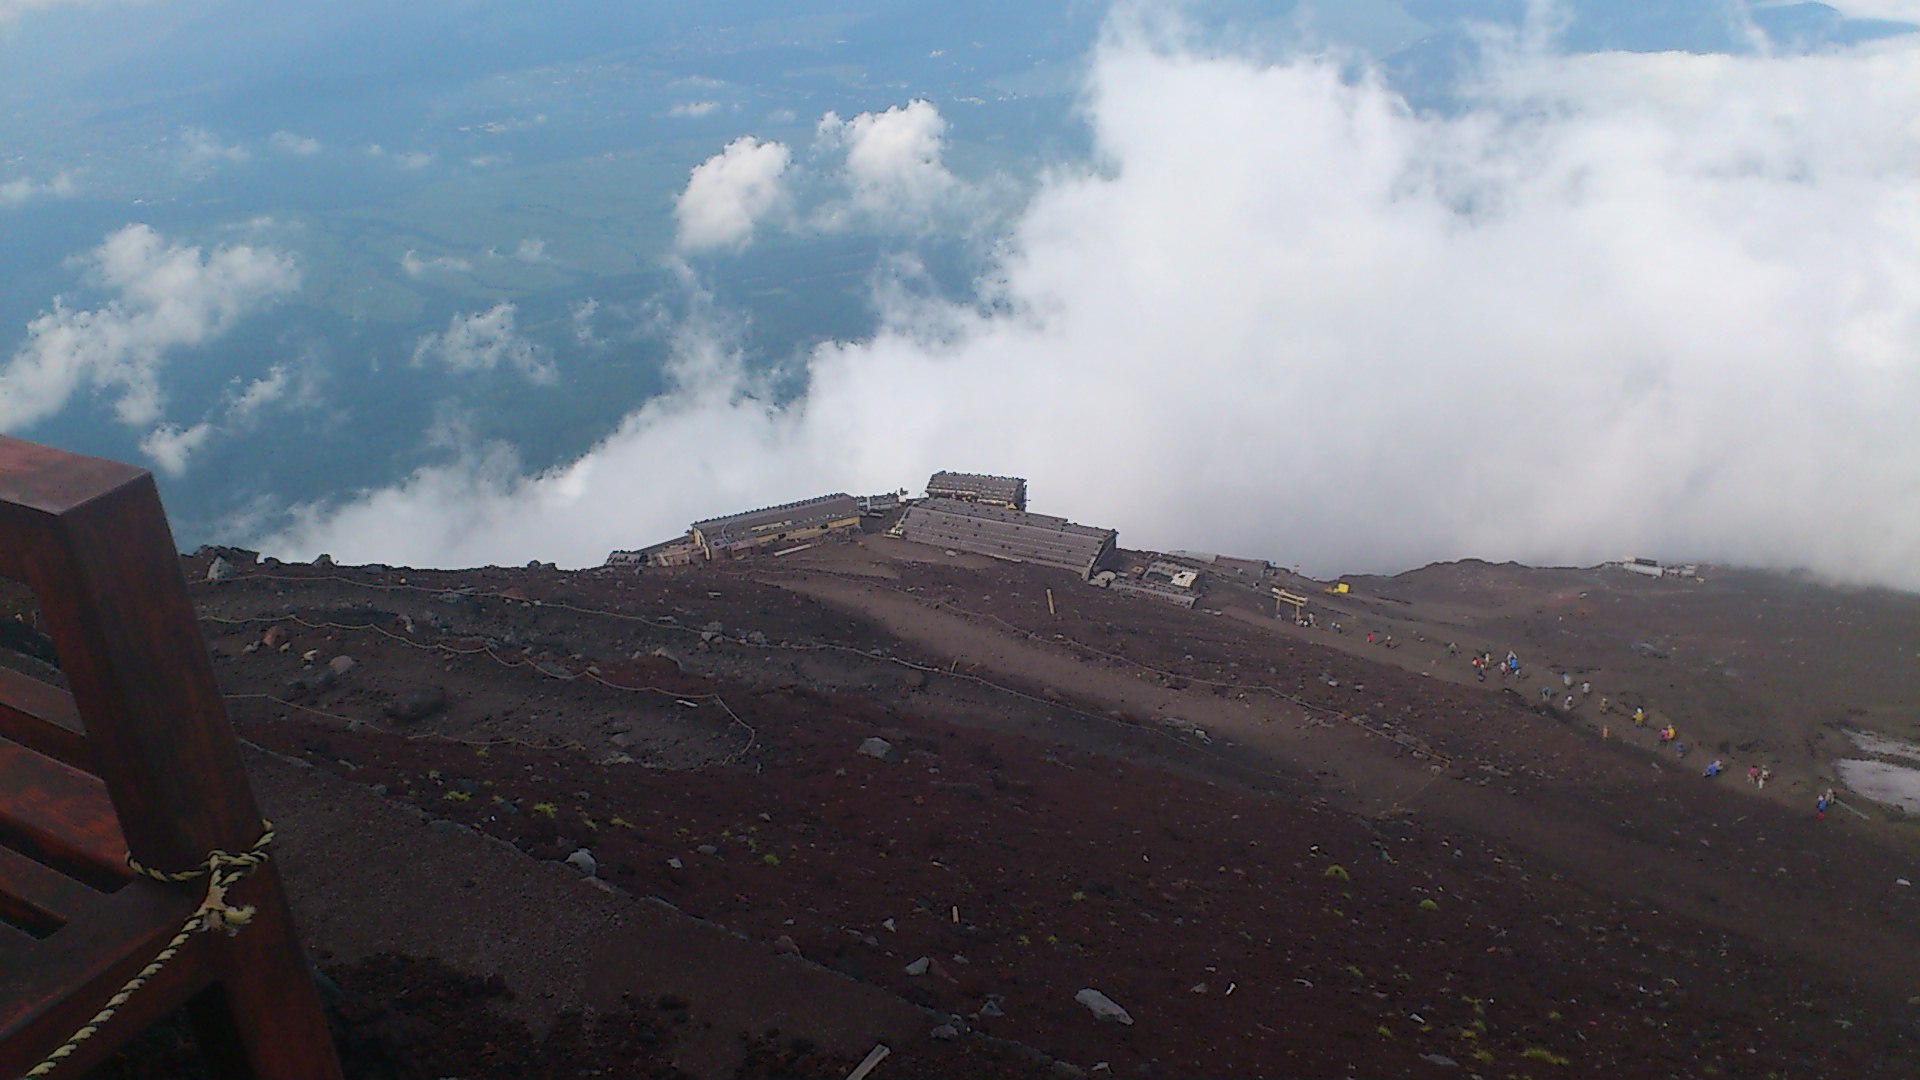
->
[926,471,1028,511]
[1144,560,1202,590]
[1617,557,1698,579]
[1111,578,1199,609]
[692,494,860,560]
[895,497,1115,578]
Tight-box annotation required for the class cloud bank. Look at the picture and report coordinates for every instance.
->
[271,29,1920,590]
[0,224,298,434]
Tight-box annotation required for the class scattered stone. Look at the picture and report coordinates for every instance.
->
[882,918,896,932]
[697,845,719,856]
[1075,988,1133,1025]
[980,999,1005,1018]
[536,661,572,679]
[610,732,636,749]
[385,687,449,724]
[1898,878,1912,887]
[596,752,636,766]
[1188,982,1209,994]
[746,630,769,646]
[858,737,895,762]
[931,1024,959,1041]
[313,553,334,568]
[1421,1053,1460,1069]
[703,621,724,634]
[301,649,319,664]
[667,857,684,870]
[565,849,597,876]
[327,655,356,676]
[206,556,235,582]
[773,934,799,956]
[905,957,932,976]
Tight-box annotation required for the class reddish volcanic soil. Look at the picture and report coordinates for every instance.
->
[8,532,1920,1078]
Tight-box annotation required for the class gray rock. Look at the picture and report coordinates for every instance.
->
[1421,1054,1459,1069]
[565,849,597,876]
[206,556,236,582]
[385,687,448,723]
[327,655,356,676]
[597,752,636,766]
[696,844,719,856]
[931,1024,959,1041]
[1074,988,1134,1025]
[980,999,1005,1018]
[703,621,724,634]
[905,956,931,976]
[313,553,334,568]
[746,630,769,646]
[858,737,895,761]
[667,857,684,870]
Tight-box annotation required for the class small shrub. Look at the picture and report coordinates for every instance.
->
[1418,898,1440,912]
[532,802,557,817]
[1472,1050,1494,1065]
[610,816,634,829]
[762,853,781,867]
[1521,1047,1570,1066]
[443,790,470,802]
[1375,1025,1394,1040]
[1324,865,1350,881]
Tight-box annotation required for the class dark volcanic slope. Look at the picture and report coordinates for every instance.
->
[8,541,1919,1078]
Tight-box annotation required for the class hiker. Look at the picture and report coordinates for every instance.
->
[1759,767,1772,790]
[1542,686,1554,702]
[1816,794,1829,821]
[1563,673,1573,689]
[1675,741,1689,758]
[1581,681,1591,697]
[1367,632,1375,644]
[1747,765,1760,784]
[1704,759,1723,778]
[1448,642,1458,656]
[1634,706,1647,726]
[1599,696,1611,713]
[1564,694,1575,711]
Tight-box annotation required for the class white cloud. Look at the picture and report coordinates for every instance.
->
[670,100,722,118]
[0,224,298,431]
[814,100,964,231]
[0,171,75,207]
[178,126,249,173]
[269,130,321,155]
[400,250,473,278]
[269,31,1920,592]
[367,145,434,170]
[227,363,292,422]
[513,237,552,264]
[140,421,213,477]
[571,298,604,348]
[675,136,793,252]
[411,303,555,383]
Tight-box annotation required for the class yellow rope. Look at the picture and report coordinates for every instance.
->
[25,824,275,1079]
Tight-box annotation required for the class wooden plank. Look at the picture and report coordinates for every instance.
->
[0,667,91,772]
[0,881,205,1078]
[0,741,127,891]
[0,843,102,936]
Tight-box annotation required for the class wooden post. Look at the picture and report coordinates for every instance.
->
[1046,589,1056,616]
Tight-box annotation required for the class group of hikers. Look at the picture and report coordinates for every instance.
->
[1445,646,1842,819]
